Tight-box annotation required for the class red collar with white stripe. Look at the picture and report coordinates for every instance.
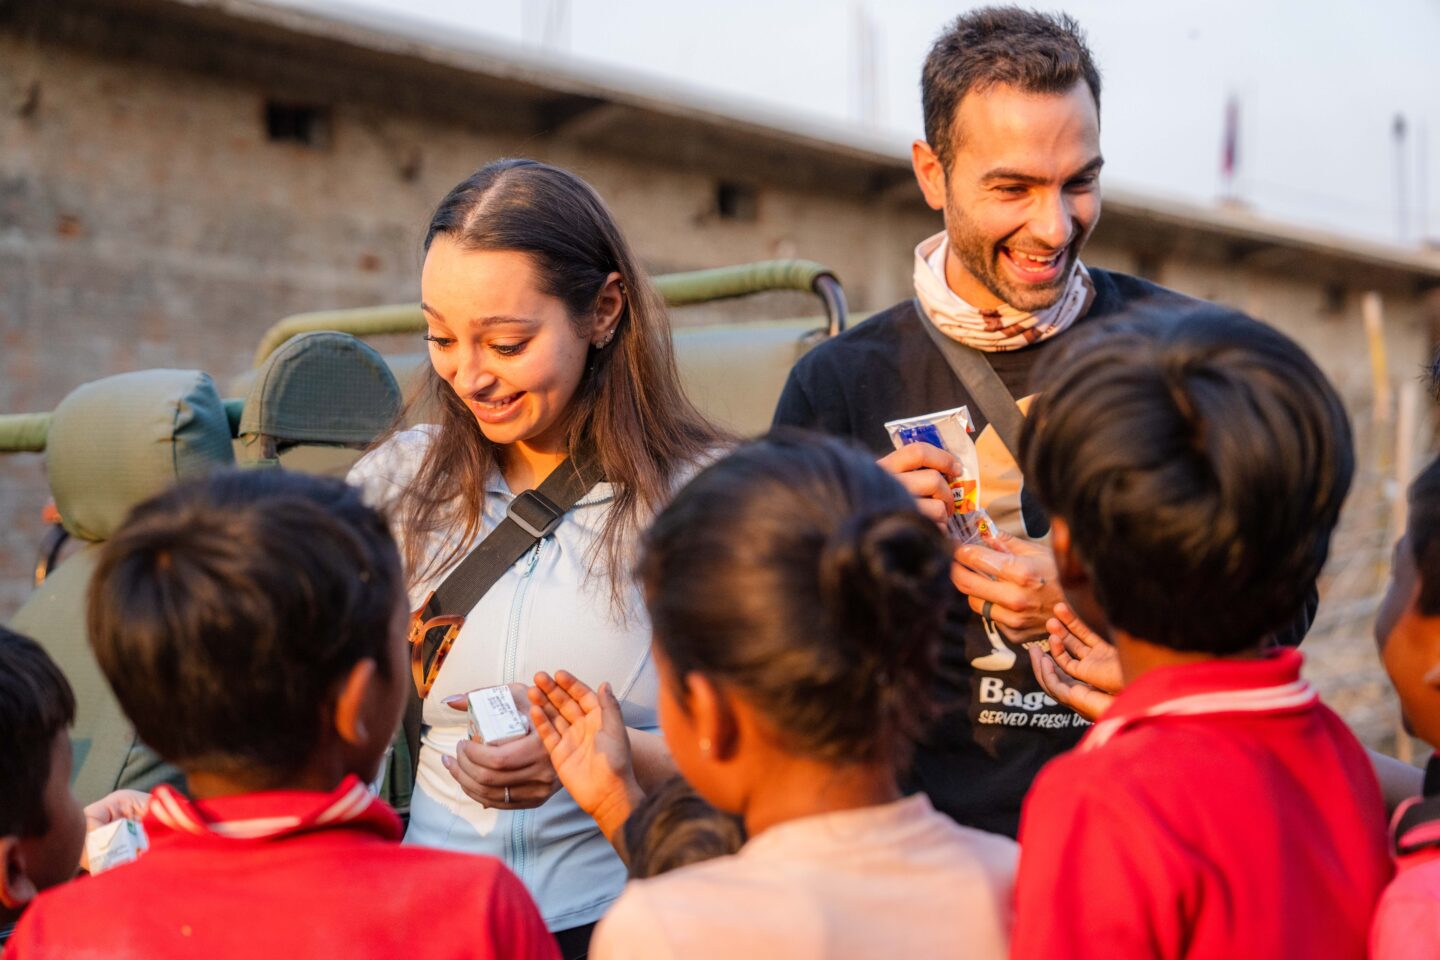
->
[1390,754,1440,861]
[1083,647,1317,753]
[145,775,402,842]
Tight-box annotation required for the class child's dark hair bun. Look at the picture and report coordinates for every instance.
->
[822,510,950,677]
[640,431,951,766]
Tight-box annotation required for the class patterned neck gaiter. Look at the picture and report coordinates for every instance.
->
[913,231,1093,353]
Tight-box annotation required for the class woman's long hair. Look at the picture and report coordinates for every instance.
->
[388,158,725,598]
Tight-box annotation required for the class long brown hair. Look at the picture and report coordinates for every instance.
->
[389,158,725,596]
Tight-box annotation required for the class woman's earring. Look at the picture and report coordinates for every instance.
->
[595,329,615,349]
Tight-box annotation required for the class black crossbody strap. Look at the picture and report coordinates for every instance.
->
[426,454,603,621]
[912,298,1027,460]
[400,453,603,793]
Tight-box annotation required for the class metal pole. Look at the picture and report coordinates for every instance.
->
[1395,113,1410,245]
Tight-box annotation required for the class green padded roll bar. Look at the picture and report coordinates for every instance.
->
[252,303,425,370]
[0,413,53,453]
[0,402,247,454]
[251,259,847,366]
[654,260,847,337]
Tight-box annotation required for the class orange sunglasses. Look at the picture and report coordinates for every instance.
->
[407,591,465,698]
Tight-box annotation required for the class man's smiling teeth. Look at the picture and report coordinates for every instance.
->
[1005,247,1064,274]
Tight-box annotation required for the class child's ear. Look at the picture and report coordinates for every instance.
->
[685,673,739,761]
[1050,518,1088,589]
[0,836,39,910]
[333,658,379,748]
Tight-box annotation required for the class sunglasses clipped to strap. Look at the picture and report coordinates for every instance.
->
[407,591,466,698]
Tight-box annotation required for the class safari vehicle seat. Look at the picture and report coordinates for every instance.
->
[236,330,402,474]
[8,370,234,805]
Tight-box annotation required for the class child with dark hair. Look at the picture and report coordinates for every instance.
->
[0,627,148,948]
[1372,456,1440,958]
[0,627,85,948]
[530,433,1017,959]
[1009,305,1392,959]
[6,470,557,959]
[618,776,744,880]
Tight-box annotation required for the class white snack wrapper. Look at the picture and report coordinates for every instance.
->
[86,818,149,874]
[467,684,531,744]
[884,405,983,524]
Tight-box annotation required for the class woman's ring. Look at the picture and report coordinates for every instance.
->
[982,600,994,622]
[504,786,511,804]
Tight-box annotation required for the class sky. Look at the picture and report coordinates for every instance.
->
[268,0,1440,248]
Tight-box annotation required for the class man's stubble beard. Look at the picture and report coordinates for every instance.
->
[944,195,1076,314]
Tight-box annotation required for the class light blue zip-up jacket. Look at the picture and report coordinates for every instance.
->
[349,427,660,931]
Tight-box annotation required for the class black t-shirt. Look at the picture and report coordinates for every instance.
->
[773,268,1202,837]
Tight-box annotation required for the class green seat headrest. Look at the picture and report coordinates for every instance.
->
[237,331,402,462]
[46,369,235,542]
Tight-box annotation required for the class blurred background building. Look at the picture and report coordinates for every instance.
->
[3,0,1438,749]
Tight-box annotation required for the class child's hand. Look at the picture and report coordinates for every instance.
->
[1027,604,1121,722]
[1045,603,1122,694]
[83,790,149,832]
[529,670,642,843]
[79,789,150,872]
[1029,645,1115,722]
[952,528,1064,638]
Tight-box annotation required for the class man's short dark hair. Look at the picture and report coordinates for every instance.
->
[922,6,1101,169]
[0,627,76,838]
[87,470,402,780]
[1021,305,1354,655]
[1408,457,1440,617]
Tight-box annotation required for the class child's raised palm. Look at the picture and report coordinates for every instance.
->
[529,670,641,839]
[1029,603,1122,722]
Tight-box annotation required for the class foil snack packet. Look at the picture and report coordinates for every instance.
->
[884,406,988,543]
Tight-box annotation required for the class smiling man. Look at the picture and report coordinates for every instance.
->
[773,6,1196,837]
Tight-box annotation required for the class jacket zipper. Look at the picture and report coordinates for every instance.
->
[503,538,544,883]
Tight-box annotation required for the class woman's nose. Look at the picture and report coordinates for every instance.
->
[450,346,496,396]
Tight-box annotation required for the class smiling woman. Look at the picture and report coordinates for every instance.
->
[347,158,726,957]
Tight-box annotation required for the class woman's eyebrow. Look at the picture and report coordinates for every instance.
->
[420,303,537,327]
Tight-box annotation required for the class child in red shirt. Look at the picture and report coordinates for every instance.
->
[1,626,88,950]
[1372,456,1440,959]
[6,470,557,960]
[1009,305,1391,959]
[1,626,151,951]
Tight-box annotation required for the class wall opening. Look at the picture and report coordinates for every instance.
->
[715,181,758,222]
[264,101,332,148]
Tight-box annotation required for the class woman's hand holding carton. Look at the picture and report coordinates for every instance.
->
[443,683,562,810]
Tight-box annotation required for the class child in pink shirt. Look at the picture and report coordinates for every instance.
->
[530,434,1018,959]
[1372,456,1440,959]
